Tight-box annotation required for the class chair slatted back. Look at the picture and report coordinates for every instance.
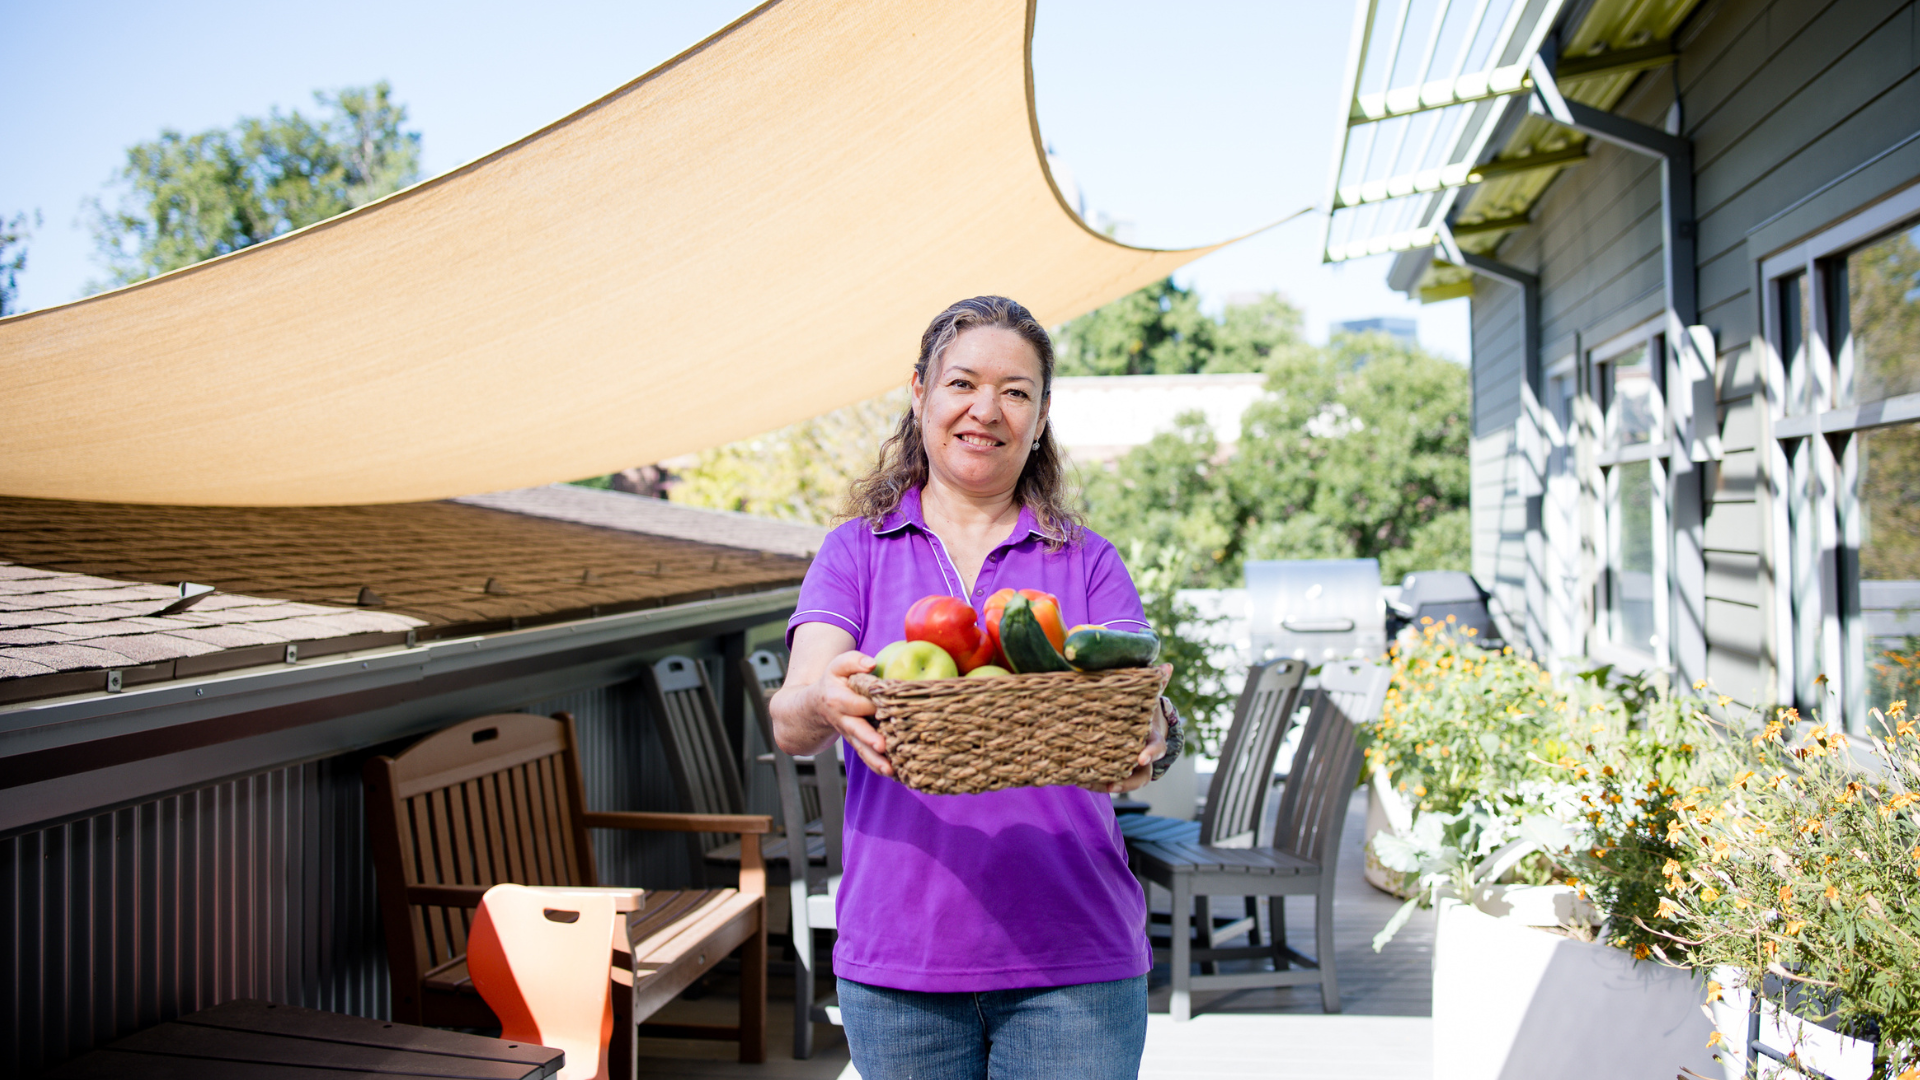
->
[371,713,598,986]
[747,649,786,693]
[1272,660,1389,865]
[1199,659,1309,847]
[644,656,745,858]
[741,651,822,826]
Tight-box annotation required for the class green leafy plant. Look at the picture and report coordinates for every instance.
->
[1661,704,1920,1074]
[1365,625,1733,957]
[1128,541,1233,755]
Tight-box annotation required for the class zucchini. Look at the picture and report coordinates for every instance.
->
[1062,626,1161,670]
[999,597,1073,673]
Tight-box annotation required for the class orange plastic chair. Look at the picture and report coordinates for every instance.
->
[467,884,645,1080]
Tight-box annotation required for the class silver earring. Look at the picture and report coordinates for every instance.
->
[1032,439,1040,450]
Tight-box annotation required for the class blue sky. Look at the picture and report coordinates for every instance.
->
[0,0,1468,358]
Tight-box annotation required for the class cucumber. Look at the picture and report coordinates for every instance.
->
[1062,626,1161,670]
[999,597,1073,673]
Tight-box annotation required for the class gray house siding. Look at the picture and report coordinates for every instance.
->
[1684,0,1919,697]
[1461,0,1917,700]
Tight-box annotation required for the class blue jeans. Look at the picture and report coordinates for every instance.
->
[838,975,1148,1080]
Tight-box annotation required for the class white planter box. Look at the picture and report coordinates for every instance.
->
[1433,899,1723,1080]
[1705,968,1877,1080]
[1362,771,1414,896]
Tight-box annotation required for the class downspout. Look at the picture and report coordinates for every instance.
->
[1528,52,1712,688]
[1454,247,1549,660]
[1438,43,1714,683]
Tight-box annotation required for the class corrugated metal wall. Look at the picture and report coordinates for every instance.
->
[0,668,706,1076]
[0,755,386,1075]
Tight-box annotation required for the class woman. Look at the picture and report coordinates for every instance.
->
[771,295,1171,1079]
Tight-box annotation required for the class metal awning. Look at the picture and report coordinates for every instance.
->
[1321,0,1569,265]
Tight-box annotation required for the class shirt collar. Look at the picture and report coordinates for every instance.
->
[874,487,1059,547]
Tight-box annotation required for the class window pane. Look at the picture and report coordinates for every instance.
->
[1607,345,1656,446]
[1853,424,1920,712]
[1837,222,1920,407]
[1779,272,1818,415]
[1787,439,1826,708]
[1610,460,1656,651]
[1547,370,1575,477]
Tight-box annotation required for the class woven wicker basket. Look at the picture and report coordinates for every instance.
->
[850,666,1164,795]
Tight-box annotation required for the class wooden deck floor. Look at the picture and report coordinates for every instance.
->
[635,787,1434,1079]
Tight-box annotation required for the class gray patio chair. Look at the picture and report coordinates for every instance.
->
[742,651,847,1060]
[641,655,821,886]
[1121,658,1309,964]
[1130,658,1389,1020]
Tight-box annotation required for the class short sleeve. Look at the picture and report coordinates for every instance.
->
[1082,535,1150,631]
[786,524,867,648]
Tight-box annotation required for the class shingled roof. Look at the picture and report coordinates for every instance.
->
[0,487,823,706]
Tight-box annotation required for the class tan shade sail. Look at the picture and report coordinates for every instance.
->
[0,0,1223,507]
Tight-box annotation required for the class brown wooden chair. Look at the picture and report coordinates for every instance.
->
[1130,659,1389,1020]
[363,711,769,1071]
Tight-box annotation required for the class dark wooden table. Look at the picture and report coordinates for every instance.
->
[43,998,565,1079]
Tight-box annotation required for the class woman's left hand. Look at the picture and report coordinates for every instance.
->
[1097,663,1172,796]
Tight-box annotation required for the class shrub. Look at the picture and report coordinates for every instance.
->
[1666,704,1920,1072]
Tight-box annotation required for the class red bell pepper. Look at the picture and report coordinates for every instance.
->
[982,587,1066,664]
[904,594,995,673]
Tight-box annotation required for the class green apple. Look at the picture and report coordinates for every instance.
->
[871,640,909,679]
[964,664,1012,678]
[888,639,959,680]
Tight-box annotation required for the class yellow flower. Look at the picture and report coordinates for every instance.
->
[1706,1031,1725,1049]
[1718,695,1733,708]
[1779,884,1794,905]
[1656,897,1682,919]
[1705,981,1723,1003]
[1783,920,1807,935]
[1701,886,1720,903]
[1633,943,1650,960]
[1694,680,1708,690]
[1824,884,1839,901]
[1663,859,1683,877]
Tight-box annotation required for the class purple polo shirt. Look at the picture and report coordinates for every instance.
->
[785,488,1153,991]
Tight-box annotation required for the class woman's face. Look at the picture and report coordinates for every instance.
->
[912,326,1048,499]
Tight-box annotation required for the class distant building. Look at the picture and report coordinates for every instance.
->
[1333,316,1417,343]
[1047,373,1266,465]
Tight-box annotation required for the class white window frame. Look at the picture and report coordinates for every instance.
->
[1589,318,1672,669]
[1761,180,1920,728]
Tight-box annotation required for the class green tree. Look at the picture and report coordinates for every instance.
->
[89,81,420,287]
[0,210,38,316]
[1083,331,1471,587]
[1054,278,1311,376]
[656,390,911,524]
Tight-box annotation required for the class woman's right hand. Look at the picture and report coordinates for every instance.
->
[771,622,893,776]
[812,650,893,777]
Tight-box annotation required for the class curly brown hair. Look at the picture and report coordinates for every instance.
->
[845,296,1083,548]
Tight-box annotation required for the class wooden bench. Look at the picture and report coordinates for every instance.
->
[363,711,769,1072]
[43,999,565,1079]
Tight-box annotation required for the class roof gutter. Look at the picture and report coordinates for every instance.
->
[0,586,799,834]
